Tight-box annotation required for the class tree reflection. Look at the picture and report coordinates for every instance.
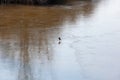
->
[18,27,33,80]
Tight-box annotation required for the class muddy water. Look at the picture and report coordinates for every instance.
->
[0,0,120,80]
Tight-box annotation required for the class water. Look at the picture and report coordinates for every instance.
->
[0,0,120,80]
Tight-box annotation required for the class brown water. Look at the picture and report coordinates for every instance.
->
[0,0,120,80]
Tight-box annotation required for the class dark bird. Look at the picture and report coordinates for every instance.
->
[58,37,61,44]
[58,37,61,40]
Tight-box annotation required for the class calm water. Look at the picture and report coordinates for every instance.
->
[0,0,120,80]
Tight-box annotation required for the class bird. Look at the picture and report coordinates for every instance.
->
[58,37,61,40]
[58,37,61,44]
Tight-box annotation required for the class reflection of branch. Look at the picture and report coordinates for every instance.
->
[18,28,33,80]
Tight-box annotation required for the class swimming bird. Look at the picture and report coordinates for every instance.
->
[58,37,61,40]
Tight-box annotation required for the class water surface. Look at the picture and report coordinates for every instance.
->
[0,0,120,80]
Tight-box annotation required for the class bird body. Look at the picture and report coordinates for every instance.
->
[58,37,61,40]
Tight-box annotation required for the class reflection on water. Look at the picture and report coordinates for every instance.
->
[0,1,97,80]
[0,0,120,80]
